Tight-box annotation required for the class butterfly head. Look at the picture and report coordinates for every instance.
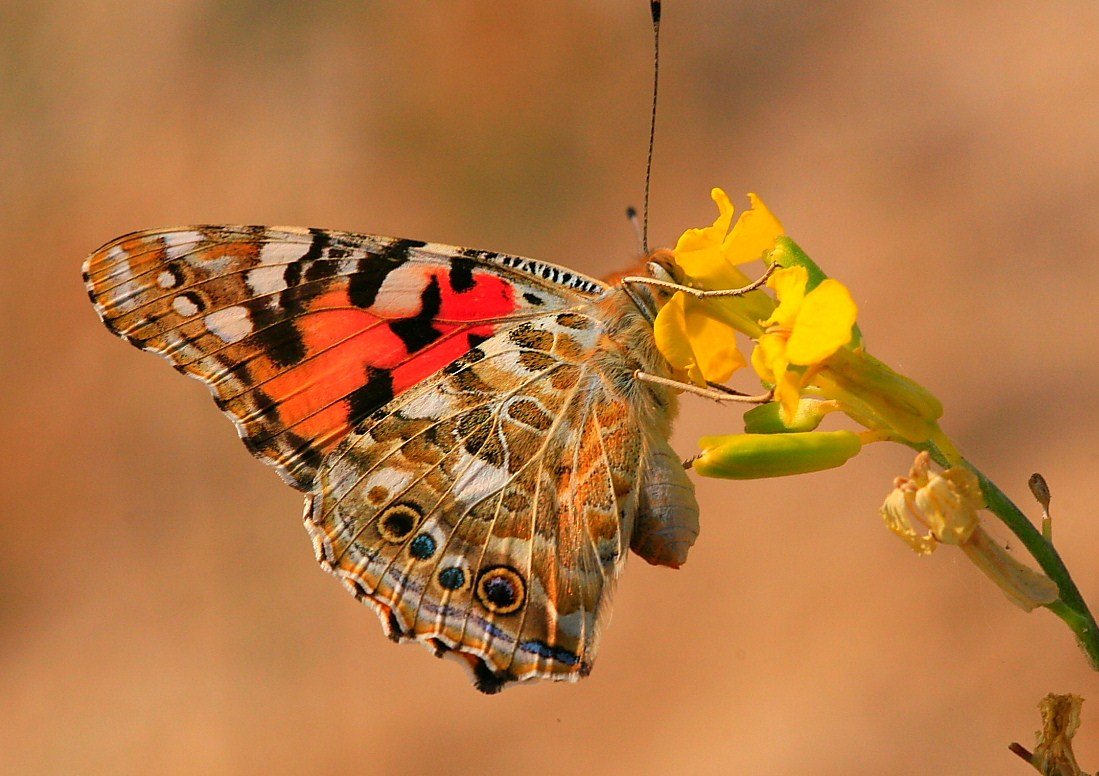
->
[613,249,679,323]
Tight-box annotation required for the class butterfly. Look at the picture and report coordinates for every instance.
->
[83,225,700,692]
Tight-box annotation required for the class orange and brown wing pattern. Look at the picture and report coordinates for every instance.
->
[84,225,700,691]
[306,296,696,692]
[83,227,605,489]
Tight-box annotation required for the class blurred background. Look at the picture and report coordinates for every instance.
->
[3,1,1098,773]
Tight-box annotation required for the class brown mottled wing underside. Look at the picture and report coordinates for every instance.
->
[85,225,701,692]
[306,310,649,691]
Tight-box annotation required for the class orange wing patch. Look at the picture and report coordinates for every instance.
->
[84,227,594,488]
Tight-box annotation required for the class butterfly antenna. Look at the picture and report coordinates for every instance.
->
[642,0,661,255]
[626,206,644,255]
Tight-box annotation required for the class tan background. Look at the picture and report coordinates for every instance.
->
[3,1,1098,773]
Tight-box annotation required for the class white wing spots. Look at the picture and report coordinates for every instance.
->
[436,554,472,579]
[163,231,206,261]
[398,389,456,421]
[171,295,199,317]
[372,264,431,317]
[105,245,128,270]
[411,519,447,551]
[258,239,308,266]
[104,246,141,312]
[452,455,511,508]
[156,270,179,289]
[369,467,414,493]
[246,264,288,296]
[358,467,415,507]
[204,305,253,344]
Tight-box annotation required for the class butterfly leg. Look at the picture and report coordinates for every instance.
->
[632,370,773,404]
[620,262,777,300]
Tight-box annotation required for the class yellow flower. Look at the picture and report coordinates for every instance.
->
[750,265,858,418]
[653,189,784,386]
[673,188,784,291]
[652,292,745,385]
[882,453,1059,611]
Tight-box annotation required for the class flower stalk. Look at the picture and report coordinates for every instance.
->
[927,444,1099,670]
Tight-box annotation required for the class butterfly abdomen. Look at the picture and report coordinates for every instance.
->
[632,439,700,568]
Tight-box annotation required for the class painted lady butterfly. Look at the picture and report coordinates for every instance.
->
[83,226,699,692]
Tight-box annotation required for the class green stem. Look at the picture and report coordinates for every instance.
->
[926,443,1099,670]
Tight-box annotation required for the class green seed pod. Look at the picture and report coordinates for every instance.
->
[693,430,863,480]
[743,400,829,433]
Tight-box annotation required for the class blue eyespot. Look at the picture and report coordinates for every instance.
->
[438,566,465,590]
[409,533,436,560]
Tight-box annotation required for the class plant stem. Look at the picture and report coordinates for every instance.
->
[927,443,1099,669]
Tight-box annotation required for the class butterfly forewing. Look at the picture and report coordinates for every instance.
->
[83,226,605,488]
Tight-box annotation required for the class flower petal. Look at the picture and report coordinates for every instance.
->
[914,466,982,546]
[775,369,802,420]
[881,489,937,555]
[653,292,696,378]
[750,333,784,384]
[763,266,808,327]
[674,248,754,294]
[685,297,746,384]
[654,292,744,386]
[751,334,801,417]
[673,190,773,296]
[785,279,857,365]
[674,188,735,255]
[723,192,784,266]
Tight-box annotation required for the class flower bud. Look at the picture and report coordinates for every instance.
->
[815,348,943,443]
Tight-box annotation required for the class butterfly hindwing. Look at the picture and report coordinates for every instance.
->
[83,226,607,489]
[306,308,656,690]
